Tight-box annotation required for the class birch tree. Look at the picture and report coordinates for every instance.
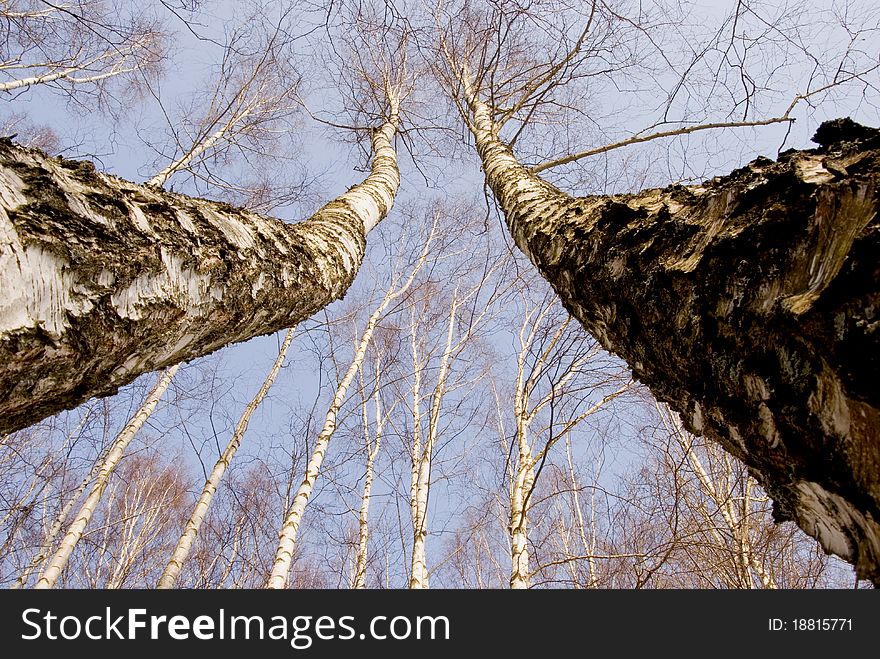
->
[266,217,433,589]
[34,365,178,588]
[398,247,508,588]
[437,0,880,582]
[72,451,190,588]
[157,327,296,588]
[0,90,400,435]
[11,433,108,588]
[351,352,388,588]
[142,5,305,211]
[501,288,630,588]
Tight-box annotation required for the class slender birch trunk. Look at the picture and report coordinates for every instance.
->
[508,314,537,589]
[352,358,384,589]
[157,327,296,588]
[265,296,393,589]
[0,65,137,92]
[565,436,599,589]
[407,308,427,589]
[458,66,880,581]
[409,294,461,589]
[12,451,106,588]
[34,365,178,588]
[509,460,535,589]
[147,108,254,188]
[0,108,400,435]
[267,212,427,588]
[506,301,605,589]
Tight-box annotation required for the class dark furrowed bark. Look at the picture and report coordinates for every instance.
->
[0,131,397,435]
[481,119,880,582]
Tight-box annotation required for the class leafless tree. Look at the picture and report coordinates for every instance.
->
[434,0,880,581]
[0,1,164,103]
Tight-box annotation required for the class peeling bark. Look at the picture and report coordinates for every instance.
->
[466,99,880,583]
[0,118,399,435]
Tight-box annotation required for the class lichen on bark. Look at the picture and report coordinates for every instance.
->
[470,112,880,583]
[0,118,399,435]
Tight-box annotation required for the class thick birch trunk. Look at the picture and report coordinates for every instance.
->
[157,327,295,588]
[0,117,399,436]
[465,88,880,582]
[34,365,178,588]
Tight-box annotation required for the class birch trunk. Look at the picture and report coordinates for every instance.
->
[12,452,105,589]
[509,462,535,589]
[157,327,296,588]
[146,107,254,188]
[352,362,384,589]
[352,432,379,589]
[407,309,427,589]
[34,365,178,588]
[509,315,537,589]
[462,75,880,582]
[267,267,417,588]
[409,295,460,589]
[0,114,399,435]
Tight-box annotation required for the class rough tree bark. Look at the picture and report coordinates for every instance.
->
[0,117,399,436]
[464,85,880,582]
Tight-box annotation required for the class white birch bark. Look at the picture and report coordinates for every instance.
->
[407,300,458,589]
[407,307,425,588]
[0,39,150,92]
[565,436,599,588]
[157,327,296,588]
[0,63,137,92]
[504,294,631,588]
[34,365,179,588]
[266,296,394,589]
